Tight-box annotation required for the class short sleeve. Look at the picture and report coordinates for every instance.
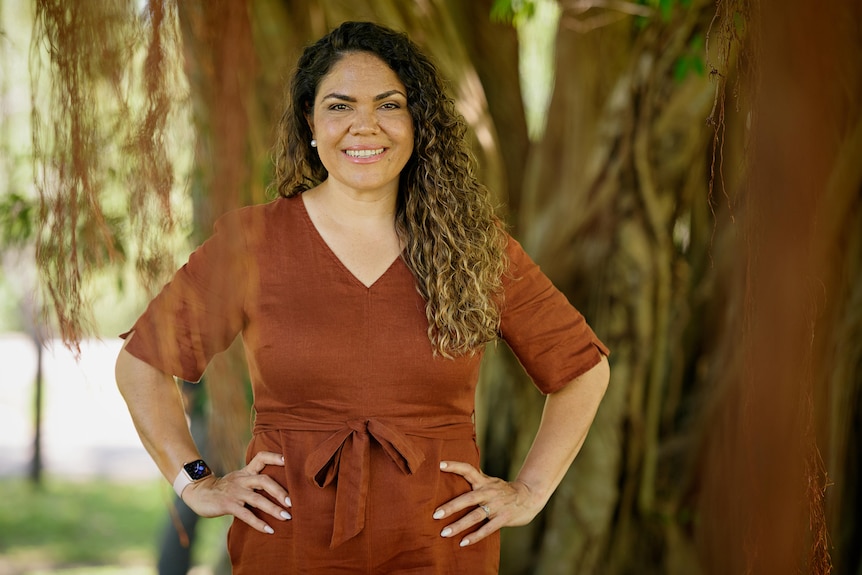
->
[499,235,609,395]
[120,211,248,382]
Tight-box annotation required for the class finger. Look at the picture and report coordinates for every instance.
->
[246,451,285,474]
[432,490,485,520]
[439,461,486,485]
[243,490,292,521]
[184,475,291,523]
[457,517,506,547]
[439,505,491,540]
[239,472,291,503]
[231,502,277,535]
[228,469,293,513]
[433,472,510,521]
[241,453,292,508]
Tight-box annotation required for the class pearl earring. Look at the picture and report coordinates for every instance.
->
[310,139,317,148]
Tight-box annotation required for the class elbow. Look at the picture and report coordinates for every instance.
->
[583,352,610,398]
[584,353,610,399]
[115,333,155,398]
[115,345,136,399]
[596,353,610,387]
[115,344,177,403]
[551,353,610,400]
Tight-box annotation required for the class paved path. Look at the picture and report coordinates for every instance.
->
[0,333,160,481]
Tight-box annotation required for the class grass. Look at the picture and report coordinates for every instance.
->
[0,478,231,574]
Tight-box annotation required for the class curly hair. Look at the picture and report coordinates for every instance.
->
[271,21,507,358]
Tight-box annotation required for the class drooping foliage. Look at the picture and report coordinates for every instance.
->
[29,0,186,350]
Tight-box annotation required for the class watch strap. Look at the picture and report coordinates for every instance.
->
[172,459,212,498]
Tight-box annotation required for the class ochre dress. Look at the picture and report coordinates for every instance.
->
[123,195,608,574]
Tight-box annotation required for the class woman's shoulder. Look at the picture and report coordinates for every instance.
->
[215,196,304,239]
[227,195,301,223]
[500,232,532,274]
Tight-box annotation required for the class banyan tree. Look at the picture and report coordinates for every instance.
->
[20,0,862,572]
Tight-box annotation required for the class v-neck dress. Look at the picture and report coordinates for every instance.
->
[122,195,608,574]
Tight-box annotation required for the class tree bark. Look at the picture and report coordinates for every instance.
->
[485,2,721,573]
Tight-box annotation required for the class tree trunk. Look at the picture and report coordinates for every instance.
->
[484,2,722,573]
[28,336,44,487]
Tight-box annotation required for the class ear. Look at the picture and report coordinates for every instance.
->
[305,110,315,139]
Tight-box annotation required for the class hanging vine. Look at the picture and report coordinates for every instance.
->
[30,0,186,350]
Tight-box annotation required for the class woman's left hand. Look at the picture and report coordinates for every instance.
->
[432,461,544,547]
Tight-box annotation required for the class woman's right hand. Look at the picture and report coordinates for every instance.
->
[181,451,292,534]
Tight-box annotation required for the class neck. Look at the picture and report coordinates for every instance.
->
[311,180,398,223]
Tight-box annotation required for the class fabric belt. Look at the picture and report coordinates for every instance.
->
[253,412,475,549]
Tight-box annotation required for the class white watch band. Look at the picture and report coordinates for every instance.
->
[172,467,193,498]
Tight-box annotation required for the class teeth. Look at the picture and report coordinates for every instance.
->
[345,148,384,158]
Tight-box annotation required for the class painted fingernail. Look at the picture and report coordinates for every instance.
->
[280,511,292,520]
[285,496,292,507]
[460,539,470,547]
[433,509,445,520]
[441,527,452,537]
[264,525,274,534]
[439,462,448,469]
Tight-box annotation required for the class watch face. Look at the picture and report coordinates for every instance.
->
[184,460,212,481]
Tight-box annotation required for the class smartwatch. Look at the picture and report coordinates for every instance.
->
[173,459,213,498]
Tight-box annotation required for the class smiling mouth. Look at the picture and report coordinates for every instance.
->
[344,148,385,158]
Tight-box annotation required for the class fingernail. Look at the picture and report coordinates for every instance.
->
[439,462,448,469]
[441,527,452,537]
[264,525,274,534]
[285,496,292,507]
[280,511,292,520]
[433,509,445,520]
[460,538,470,547]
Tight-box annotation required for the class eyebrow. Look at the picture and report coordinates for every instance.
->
[320,89,407,103]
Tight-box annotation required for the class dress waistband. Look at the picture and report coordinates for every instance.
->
[253,412,475,549]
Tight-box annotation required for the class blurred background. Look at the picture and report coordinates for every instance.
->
[1,0,860,574]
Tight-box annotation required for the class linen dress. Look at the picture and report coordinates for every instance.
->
[123,195,608,574]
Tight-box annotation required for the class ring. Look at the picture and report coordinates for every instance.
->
[479,504,490,519]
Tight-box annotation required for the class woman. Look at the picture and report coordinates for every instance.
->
[116,21,609,574]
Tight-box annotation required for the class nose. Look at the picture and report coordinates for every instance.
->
[350,107,379,135]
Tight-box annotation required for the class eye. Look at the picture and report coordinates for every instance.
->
[328,103,350,111]
[379,102,401,110]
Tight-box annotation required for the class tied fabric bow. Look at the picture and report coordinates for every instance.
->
[304,418,426,548]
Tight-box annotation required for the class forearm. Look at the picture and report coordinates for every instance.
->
[116,336,291,531]
[515,354,610,505]
[115,336,201,484]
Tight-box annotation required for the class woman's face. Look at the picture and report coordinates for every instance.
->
[308,52,415,197]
